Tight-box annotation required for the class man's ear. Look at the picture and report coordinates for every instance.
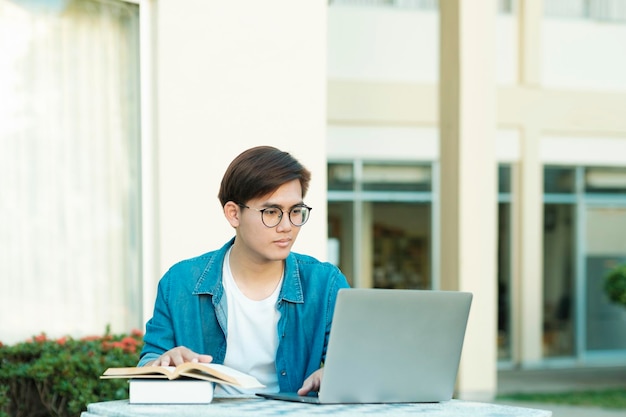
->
[223,201,241,228]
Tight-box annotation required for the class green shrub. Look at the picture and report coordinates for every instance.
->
[605,264,626,308]
[0,326,143,417]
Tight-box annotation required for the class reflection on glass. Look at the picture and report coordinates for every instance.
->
[328,164,354,191]
[498,165,512,193]
[544,167,576,194]
[328,201,355,286]
[584,207,626,351]
[498,202,512,360]
[585,167,626,194]
[372,203,431,289]
[362,164,431,192]
[543,204,576,357]
[328,201,432,290]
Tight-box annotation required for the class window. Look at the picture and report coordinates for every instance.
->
[327,161,434,289]
[0,0,141,343]
[497,165,514,361]
[543,165,626,359]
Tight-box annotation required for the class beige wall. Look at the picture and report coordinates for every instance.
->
[147,0,329,310]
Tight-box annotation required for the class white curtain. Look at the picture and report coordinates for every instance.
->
[0,0,141,344]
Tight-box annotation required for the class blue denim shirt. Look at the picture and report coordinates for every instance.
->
[139,238,350,392]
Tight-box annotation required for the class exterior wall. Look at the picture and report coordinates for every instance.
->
[328,4,626,90]
[148,0,626,399]
[327,0,626,376]
[151,0,329,293]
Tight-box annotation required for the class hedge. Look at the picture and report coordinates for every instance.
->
[0,327,142,417]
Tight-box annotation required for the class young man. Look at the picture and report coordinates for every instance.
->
[138,146,350,396]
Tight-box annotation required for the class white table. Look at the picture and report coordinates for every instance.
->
[81,397,552,417]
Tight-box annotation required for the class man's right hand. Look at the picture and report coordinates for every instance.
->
[146,346,213,367]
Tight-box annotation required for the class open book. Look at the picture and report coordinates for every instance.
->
[101,362,265,390]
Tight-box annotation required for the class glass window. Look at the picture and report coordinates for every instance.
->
[328,201,355,286]
[584,207,626,351]
[497,165,513,361]
[328,163,354,191]
[0,0,141,343]
[543,203,577,358]
[498,165,512,193]
[372,202,431,289]
[328,162,434,290]
[544,167,576,194]
[585,167,626,194]
[362,164,431,192]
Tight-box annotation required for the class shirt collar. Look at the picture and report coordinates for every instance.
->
[193,237,304,304]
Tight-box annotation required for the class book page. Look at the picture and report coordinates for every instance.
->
[181,363,264,388]
[101,366,174,379]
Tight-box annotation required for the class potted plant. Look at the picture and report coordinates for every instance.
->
[604,263,626,309]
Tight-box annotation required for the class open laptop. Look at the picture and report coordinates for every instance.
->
[257,288,472,404]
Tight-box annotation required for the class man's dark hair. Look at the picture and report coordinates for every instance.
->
[218,146,312,207]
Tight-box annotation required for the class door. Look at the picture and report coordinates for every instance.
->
[584,206,626,352]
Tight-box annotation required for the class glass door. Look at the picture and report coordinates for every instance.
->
[584,205,626,353]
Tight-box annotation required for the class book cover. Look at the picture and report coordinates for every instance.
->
[129,379,214,404]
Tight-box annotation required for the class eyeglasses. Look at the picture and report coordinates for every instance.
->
[237,203,312,228]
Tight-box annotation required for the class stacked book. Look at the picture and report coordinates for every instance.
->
[101,362,264,404]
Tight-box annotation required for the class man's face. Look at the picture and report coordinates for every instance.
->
[235,179,305,263]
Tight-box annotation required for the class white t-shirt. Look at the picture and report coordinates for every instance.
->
[214,248,282,396]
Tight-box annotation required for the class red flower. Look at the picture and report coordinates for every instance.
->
[56,337,67,346]
[121,336,138,346]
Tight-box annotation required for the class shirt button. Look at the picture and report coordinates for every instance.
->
[281,370,287,376]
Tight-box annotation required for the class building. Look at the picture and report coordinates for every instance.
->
[1,0,625,400]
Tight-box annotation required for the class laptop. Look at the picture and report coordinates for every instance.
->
[257,288,472,404]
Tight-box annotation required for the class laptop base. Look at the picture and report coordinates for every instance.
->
[256,392,321,404]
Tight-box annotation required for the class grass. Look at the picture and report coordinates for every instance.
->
[497,388,626,409]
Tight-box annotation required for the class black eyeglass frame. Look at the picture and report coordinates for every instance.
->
[236,203,313,228]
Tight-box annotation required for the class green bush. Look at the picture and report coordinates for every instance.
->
[0,327,143,417]
[605,264,626,308]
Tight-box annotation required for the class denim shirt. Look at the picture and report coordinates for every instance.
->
[138,238,350,392]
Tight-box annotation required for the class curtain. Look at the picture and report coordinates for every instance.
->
[0,0,141,344]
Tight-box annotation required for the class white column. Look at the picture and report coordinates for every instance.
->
[439,0,498,400]
[514,123,544,367]
[515,0,544,366]
[139,0,160,330]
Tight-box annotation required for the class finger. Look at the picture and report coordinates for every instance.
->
[176,347,211,365]
[157,348,212,366]
[297,384,310,396]
[197,354,213,363]
[297,379,314,396]
[170,349,187,366]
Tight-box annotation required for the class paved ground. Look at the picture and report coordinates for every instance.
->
[492,365,626,417]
